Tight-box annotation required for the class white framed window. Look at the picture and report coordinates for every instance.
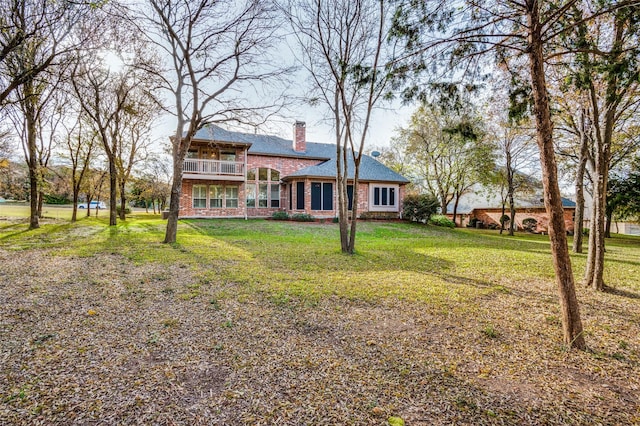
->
[246,168,281,208]
[225,186,238,208]
[210,185,223,208]
[193,185,207,208]
[369,184,398,212]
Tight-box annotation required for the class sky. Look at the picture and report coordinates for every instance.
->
[151,100,415,153]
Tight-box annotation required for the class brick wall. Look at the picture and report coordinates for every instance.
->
[467,208,575,233]
[179,144,405,219]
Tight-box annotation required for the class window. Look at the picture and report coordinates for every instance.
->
[220,151,236,161]
[296,182,305,210]
[270,184,280,208]
[347,185,354,211]
[246,183,256,207]
[210,185,223,208]
[370,185,398,212]
[258,183,268,207]
[311,182,333,211]
[226,186,238,208]
[246,168,281,208]
[193,185,207,208]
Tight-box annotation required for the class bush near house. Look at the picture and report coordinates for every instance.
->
[429,214,456,228]
[402,193,439,223]
[290,213,315,222]
[271,211,289,221]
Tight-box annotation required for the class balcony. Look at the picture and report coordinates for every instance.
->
[183,158,245,181]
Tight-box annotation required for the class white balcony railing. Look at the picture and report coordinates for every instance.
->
[183,158,244,178]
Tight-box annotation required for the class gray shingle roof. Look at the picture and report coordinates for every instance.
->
[285,155,409,183]
[193,125,409,183]
[193,125,335,159]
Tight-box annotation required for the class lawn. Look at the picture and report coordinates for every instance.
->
[0,213,639,425]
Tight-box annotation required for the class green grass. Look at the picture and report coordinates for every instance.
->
[1,214,638,307]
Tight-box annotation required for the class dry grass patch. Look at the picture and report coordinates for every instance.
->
[0,217,638,424]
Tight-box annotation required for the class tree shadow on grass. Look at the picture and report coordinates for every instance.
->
[602,286,640,300]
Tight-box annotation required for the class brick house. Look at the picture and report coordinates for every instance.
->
[446,189,576,233]
[179,122,409,219]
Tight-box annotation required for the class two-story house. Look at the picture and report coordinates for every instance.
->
[179,122,409,219]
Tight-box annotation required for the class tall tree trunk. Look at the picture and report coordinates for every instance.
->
[164,153,183,243]
[509,195,516,237]
[573,132,588,253]
[452,194,460,226]
[119,179,127,220]
[527,6,585,350]
[108,158,117,226]
[37,191,44,218]
[604,210,612,238]
[347,162,361,254]
[26,97,39,230]
[71,189,79,222]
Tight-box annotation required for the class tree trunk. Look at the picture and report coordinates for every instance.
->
[71,189,79,222]
[347,161,361,254]
[573,132,588,253]
[508,188,516,236]
[604,210,612,238]
[452,194,460,227]
[119,179,126,220]
[164,158,183,243]
[527,7,585,350]
[37,191,44,218]
[108,158,117,226]
[26,101,39,230]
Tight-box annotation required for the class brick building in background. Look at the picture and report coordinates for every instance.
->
[179,122,409,219]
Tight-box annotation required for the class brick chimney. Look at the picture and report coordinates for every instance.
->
[293,121,306,152]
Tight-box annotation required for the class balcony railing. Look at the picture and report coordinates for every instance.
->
[183,158,244,179]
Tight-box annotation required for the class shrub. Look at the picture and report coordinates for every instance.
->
[429,214,455,228]
[467,217,479,228]
[44,194,70,205]
[291,213,315,222]
[116,206,131,215]
[271,211,289,220]
[402,194,439,223]
[499,214,511,225]
[522,217,537,232]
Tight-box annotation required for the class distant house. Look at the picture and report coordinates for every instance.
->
[179,122,409,219]
[446,189,576,233]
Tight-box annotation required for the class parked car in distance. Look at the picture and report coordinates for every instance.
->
[78,201,106,209]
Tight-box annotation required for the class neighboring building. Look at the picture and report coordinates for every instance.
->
[446,188,577,233]
[179,122,409,219]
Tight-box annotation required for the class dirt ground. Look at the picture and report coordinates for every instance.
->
[1,243,639,425]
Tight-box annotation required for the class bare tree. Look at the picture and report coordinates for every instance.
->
[0,0,86,106]
[287,0,394,253]
[115,76,160,220]
[72,59,157,226]
[60,112,98,222]
[1,0,101,228]
[486,88,537,236]
[127,0,288,243]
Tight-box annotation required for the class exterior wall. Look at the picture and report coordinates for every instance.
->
[179,145,406,219]
[180,179,246,218]
[247,154,319,176]
[466,208,576,233]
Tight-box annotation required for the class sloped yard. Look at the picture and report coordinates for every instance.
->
[0,215,639,425]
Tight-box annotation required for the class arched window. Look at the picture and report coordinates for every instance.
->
[246,168,280,208]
